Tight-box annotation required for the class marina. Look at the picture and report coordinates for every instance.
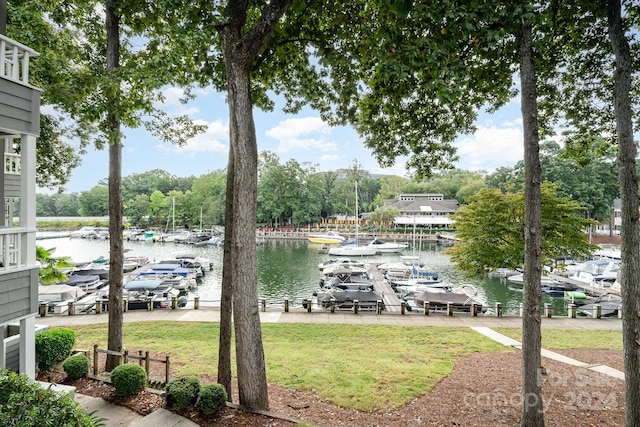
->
[34,230,614,318]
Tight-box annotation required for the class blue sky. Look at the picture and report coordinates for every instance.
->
[48,86,525,194]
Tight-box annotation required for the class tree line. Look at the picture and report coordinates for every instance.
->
[37,145,621,230]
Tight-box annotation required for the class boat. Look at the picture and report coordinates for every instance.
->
[505,274,558,288]
[318,258,365,271]
[98,278,182,310]
[406,285,484,313]
[306,289,383,311]
[366,237,408,253]
[570,259,620,289]
[307,231,346,244]
[59,273,103,291]
[328,181,377,256]
[577,292,622,317]
[593,244,622,261]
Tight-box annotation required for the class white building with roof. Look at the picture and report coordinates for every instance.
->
[384,194,459,228]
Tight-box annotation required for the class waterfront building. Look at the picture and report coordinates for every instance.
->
[385,194,458,228]
[0,19,40,379]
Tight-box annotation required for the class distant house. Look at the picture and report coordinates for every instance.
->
[0,27,40,379]
[384,194,459,228]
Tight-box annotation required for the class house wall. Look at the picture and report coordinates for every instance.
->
[0,268,38,324]
[0,79,40,135]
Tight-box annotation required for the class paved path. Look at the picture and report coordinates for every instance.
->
[39,306,624,329]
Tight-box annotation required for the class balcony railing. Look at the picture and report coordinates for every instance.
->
[0,33,38,86]
[5,152,20,175]
[0,227,28,271]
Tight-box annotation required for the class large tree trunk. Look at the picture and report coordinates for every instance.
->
[606,3,640,426]
[105,0,124,372]
[226,59,268,409]
[519,13,545,427]
[218,148,234,400]
[214,0,292,411]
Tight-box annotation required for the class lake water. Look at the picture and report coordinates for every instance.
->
[37,233,569,315]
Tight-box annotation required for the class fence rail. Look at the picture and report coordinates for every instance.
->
[91,344,170,389]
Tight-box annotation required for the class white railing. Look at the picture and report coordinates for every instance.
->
[4,152,20,175]
[0,227,27,270]
[0,34,39,86]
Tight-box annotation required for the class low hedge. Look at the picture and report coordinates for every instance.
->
[111,364,147,397]
[63,354,90,381]
[196,383,227,415]
[165,376,201,411]
[35,328,76,371]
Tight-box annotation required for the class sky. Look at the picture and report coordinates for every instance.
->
[45,86,526,194]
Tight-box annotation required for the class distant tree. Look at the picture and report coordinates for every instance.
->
[123,194,150,227]
[77,186,109,216]
[368,206,400,224]
[190,171,227,227]
[446,184,596,276]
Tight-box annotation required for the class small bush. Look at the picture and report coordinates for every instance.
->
[165,376,201,411]
[196,383,227,416]
[35,328,76,371]
[0,369,97,426]
[110,364,147,397]
[63,354,90,380]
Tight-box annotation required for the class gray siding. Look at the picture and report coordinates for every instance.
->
[0,268,38,324]
[4,174,19,197]
[5,324,48,372]
[0,79,40,135]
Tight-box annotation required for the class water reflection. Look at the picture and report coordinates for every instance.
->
[37,234,571,315]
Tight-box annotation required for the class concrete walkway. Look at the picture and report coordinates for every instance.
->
[41,308,622,426]
[471,326,625,381]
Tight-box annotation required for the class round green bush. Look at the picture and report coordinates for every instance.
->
[196,383,228,416]
[110,364,147,397]
[35,328,76,371]
[0,369,97,426]
[63,354,90,381]
[165,376,201,411]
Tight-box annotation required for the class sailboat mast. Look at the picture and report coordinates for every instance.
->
[355,180,359,244]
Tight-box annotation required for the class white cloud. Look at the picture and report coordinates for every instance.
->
[158,119,228,156]
[455,124,524,171]
[265,117,338,154]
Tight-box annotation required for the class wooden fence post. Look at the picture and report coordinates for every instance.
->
[93,345,98,376]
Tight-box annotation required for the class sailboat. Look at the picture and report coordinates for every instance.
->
[328,181,377,256]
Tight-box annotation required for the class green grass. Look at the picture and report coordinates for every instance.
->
[69,322,508,412]
[495,328,623,350]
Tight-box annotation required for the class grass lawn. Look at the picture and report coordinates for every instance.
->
[69,322,508,411]
[494,328,623,350]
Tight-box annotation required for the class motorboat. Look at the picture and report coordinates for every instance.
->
[406,285,484,313]
[571,259,620,289]
[318,258,365,271]
[328,245,377,257]
[306,289,383,311]
[505,274,558,288]
[60,273,103,291]
[593,244,622,262]
[307,231,346,244]
[366,237,408,253]
[173,251,212,274]
[98,278,181,310]
[577,292,622,317]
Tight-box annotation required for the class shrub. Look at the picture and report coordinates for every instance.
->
[196,383,228,416]
[165,376,201,411]
[63,354,90,381]
[35,328,76,371]
[110,364,147,397]
[0,369,97,426]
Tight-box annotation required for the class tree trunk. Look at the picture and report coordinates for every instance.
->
[606,3,640,426]
[519,13,545,427]
[218,148,234,400]
[225,58,269,410]
[105,0,124,372]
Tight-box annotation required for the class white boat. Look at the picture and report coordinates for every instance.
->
[307,231,345,244]
[328,181,377,257]
[593,244,622,261]
[366,237,408,253]
[505,274,558,288]
[571,259,620,288]
[318,258,365,271]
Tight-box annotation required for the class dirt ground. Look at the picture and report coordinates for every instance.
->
[39,347,625,427]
